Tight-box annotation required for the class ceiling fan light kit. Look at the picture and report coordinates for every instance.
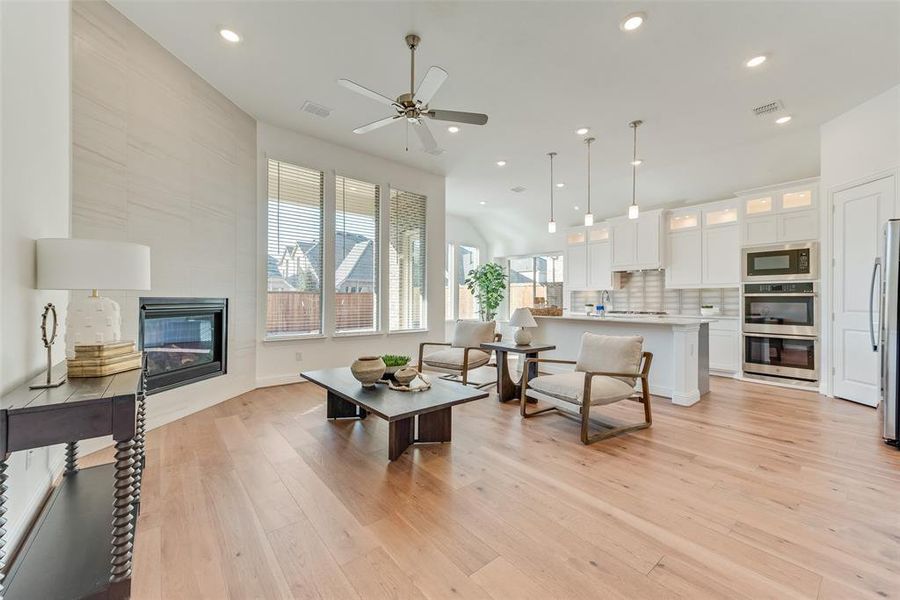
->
[628,120,643,220]
[337,33,489,154]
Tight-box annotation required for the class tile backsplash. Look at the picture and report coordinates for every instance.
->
[570,270,740,316]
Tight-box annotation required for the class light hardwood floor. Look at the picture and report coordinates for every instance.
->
[91,376,900,599]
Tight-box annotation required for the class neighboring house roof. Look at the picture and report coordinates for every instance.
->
[267,231,375,290]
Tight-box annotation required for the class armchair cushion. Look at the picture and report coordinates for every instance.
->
[451,320,496,349]
[423,348,490,371]
[526,372,635,406]
[575,333,643,386]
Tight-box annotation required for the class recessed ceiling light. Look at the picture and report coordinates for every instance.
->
[219,29,241,43]
[480,201,487,205]
[775,115,792,125]
[574,205,580,210]
[576,127,589,136]
[496,160,507,167]
[447,126,460,133]
[746,55,767,68]
[556,182,565,188]
[631,159,643,166]
[620,12,646,31]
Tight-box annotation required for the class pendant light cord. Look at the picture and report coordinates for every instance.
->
[548,152,556,221]
[587,140,591,215]
[631,122,638,207]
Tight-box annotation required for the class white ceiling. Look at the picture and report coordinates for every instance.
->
[112,1,900,252]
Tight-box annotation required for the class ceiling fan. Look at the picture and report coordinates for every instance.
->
[337,33,488,153]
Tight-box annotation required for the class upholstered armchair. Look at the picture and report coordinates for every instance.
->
[520,332,653,444]
[418,320,501,388]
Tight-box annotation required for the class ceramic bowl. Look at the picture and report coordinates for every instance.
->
[350,356,385,388]
[393,367,419,386]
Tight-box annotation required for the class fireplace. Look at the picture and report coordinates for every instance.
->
[139,297,227,394]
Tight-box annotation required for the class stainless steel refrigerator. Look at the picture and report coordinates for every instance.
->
[874,219,900,447]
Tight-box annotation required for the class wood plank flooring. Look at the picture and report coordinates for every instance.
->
[90,376,900,599]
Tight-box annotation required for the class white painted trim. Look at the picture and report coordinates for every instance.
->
[256,374,305,388]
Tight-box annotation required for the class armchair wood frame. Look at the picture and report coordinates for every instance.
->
[520,352,653,444]
[418,333,502,389]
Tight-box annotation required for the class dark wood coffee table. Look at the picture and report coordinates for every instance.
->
[300,368,489,461]
[480,341,556,402]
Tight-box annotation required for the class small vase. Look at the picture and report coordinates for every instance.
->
[351,356,385,388]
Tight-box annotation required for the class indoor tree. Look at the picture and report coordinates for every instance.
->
[465,262,507,321]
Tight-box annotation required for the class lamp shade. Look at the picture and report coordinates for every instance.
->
[508,307,537,328]
[36,238,151,291]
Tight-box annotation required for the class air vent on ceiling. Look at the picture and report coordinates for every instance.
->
[510,186,526,193]
[300,100,332,118]
[751,99,784,117]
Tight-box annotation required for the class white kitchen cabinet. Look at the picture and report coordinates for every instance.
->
[739,179,819,246]
[665,201,739,288]
[564,228,588,291]
[587,240,620,290]
[702,225,740,286]
[667,231,702,287]
[708,319,740,374]
[611,210,664,271]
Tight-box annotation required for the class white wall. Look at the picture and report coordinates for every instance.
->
[70,1,258,430]
[820,84,900,397]
[256,122,446,387]
[0,0,72,555]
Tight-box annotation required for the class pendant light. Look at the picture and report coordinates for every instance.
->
[547,151,557,233]
[584,137,596,226]
[628,120,642,220]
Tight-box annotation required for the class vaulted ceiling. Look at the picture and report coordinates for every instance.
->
[112,1,900,253]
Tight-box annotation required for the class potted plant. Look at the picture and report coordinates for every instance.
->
[465,263,507,321]
[381,354,411,376]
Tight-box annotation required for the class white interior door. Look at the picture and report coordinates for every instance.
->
[832,175,897,405]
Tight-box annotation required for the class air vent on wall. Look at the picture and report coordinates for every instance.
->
[300,100,332,118]
[751,99,784,117]
[510,186,526,193]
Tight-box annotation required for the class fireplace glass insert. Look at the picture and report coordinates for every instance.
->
[139,298,227,393]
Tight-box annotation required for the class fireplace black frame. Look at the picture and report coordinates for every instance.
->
[138,297,228,394]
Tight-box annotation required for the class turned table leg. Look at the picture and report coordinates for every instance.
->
[110,438,135,587]
[132,395,146,509]
[64,441,78,475]
[0,455,8,600]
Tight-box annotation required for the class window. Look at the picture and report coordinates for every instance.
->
[508,254,564,317]
[266,159,324,337]
[456,245,480,320]
[389,188,427,330]
[335,176,379,333]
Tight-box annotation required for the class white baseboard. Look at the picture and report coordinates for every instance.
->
[255,374,305,388]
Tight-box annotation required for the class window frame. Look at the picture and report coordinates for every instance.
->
[264,158,326,341]
[505,251,565,319]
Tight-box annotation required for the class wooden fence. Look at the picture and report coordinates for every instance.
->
[267,291,375,334]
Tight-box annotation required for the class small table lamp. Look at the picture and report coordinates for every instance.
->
[37,238,151,369]
[509,307,538,346]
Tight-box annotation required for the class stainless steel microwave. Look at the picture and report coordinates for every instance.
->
[742,243,818,282]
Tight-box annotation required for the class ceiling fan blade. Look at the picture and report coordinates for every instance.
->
[338,79,398,107]
[413,120,439,153]
[426,109,488,126]
[414,66,448,106]
[353,115,401,134]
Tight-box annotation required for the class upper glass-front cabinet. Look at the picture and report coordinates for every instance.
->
[588,225,610,242]
[781,190,813,210]
[745,196,773,215]
[566,229,586,245]
[705,206,738,226]
[668,211,699,231]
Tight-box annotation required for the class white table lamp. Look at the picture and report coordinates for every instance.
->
[509,307,538,346]
[37,238,151,359]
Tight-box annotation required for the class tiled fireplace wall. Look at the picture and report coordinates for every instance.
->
[571,270,740,316]
[71,1,257,424]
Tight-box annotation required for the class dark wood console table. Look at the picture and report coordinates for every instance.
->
[0,362,145,600]
[479,341,556,402]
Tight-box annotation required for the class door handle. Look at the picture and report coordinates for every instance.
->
[870,258,882,351]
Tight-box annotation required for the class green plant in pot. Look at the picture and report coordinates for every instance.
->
[381,354,411,376]
[465,262,507,321]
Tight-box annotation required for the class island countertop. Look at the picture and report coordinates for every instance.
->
[533,313,718,326]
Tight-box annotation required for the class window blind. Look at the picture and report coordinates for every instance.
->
[335,176,379,333]
[456,244,479,320]
[389,189,427,330]
[266,159,324,337]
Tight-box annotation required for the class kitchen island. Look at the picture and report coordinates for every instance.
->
[532,314,711,406]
